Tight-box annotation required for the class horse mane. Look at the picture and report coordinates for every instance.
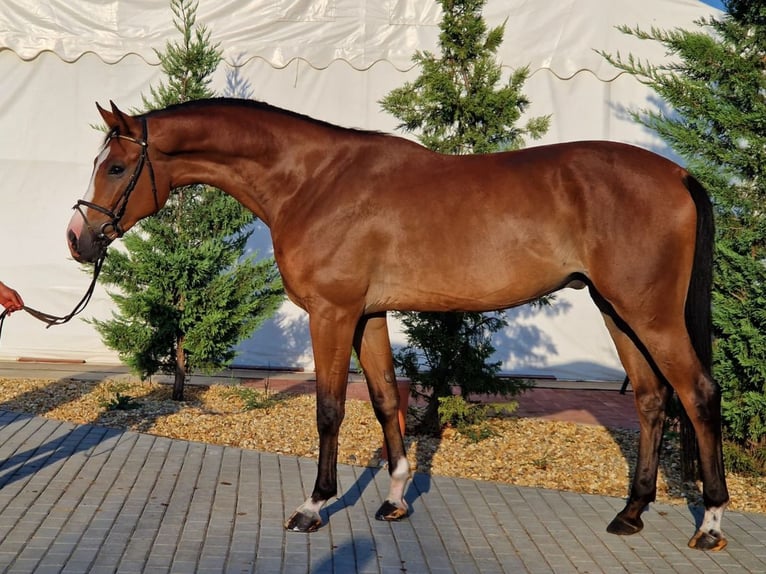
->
[142,97,387,138]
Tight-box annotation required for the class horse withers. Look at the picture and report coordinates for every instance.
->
[66,99,729,551]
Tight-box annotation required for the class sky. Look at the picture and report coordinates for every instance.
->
[699,0,725,10]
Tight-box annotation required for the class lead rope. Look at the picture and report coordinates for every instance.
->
[0,254,106,343]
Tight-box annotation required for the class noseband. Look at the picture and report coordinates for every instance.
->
[74,116,159,242]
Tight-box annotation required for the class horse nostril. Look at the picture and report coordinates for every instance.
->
[67,229,78,251]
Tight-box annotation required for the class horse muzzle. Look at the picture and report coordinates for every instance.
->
[67,225,111,264]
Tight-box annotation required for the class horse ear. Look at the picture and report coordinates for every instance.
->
[96,101,117,127]
[108,100,137,135]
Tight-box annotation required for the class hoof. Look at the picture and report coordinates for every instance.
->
[688,529,728,552]
[285,510,322,533]
[606,514,643,536]
[375,500,408,522]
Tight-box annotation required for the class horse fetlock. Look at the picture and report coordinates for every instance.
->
[376,457,410,522]
[390,456,410,480]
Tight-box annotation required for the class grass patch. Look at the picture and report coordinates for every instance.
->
[100,391,140,411]
[437,395,518,443]
[226,385,281,411]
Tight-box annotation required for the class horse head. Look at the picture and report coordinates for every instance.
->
[67,102,168,263]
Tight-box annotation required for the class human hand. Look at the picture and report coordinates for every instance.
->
[0,281,24,314]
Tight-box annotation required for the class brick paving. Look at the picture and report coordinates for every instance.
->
[240,377,641,431]
[0,363,763,572]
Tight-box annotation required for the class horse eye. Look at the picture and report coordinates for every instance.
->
[108,164,125,176]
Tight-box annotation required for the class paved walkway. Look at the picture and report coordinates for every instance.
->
[0,363,764,572]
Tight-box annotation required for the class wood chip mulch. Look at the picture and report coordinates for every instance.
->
[0,377,763,515]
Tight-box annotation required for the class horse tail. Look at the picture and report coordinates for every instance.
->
[684,174,714,375]
[680,173,715,480]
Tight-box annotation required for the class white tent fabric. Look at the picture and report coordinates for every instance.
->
[1,0,706,77]
[0,0,721,380]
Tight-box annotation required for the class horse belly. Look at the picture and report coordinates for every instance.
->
[359,202,582,312]
[368,248,574,314]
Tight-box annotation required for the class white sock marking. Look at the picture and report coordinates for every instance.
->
[700,505,725,535]
[297,496,324,517]
[386,456,410,508]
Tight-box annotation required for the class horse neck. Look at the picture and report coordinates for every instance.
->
[149,104,347,227]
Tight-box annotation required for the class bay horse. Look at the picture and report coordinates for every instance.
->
[66,98,728,551]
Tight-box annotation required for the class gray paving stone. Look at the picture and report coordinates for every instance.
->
[0,410,764,573]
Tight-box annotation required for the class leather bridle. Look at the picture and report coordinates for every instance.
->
[73,116,159,242]
[0,117,162,339]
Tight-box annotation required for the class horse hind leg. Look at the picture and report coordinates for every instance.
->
[599,300,729,550]
[640,330,728,550]
[602,316,672,536]
[353,312,410,522]
[678,369,729,551]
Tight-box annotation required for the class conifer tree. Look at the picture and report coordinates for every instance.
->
[91,0,283,400]
[380,0,549,433]
[603,1,766,468]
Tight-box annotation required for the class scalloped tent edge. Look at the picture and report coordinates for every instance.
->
[0,0,722,81]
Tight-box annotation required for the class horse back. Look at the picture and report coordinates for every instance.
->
[277,139,697,314]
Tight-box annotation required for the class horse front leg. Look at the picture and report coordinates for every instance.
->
[285,310,357,532]
[353,312,410,522]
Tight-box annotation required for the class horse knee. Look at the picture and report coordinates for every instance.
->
[371,390,399,422]
[368,372,401,422]
[316,396,345,433]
